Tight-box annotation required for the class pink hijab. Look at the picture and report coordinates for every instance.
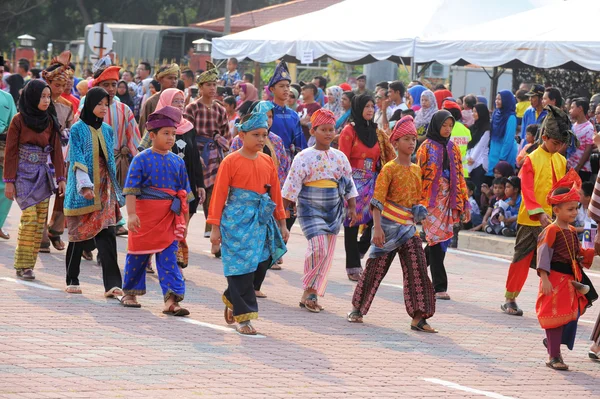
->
[156,88,194,135]
[239,83,259,102]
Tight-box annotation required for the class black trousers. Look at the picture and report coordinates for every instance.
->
[224,257,271,320]
[426,244,448,293]
[344,222,372,270]
[468,165,487,205]
[65,227,122,291]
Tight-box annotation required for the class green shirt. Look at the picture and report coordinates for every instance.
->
[0,90,16,134]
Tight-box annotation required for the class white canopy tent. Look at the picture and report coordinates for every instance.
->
[415,0,600,71]
[211,0,547,64]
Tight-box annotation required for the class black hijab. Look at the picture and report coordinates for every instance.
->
[426,109,455,170]
[18,79,59,134]
[117,80,134,110]
[80,87,109,130]
[6,73,24,105]
[351,93,378,148]
[467,103,491,150]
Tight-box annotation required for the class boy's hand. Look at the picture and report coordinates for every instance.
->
[57,181,66,197]
[539,213,551,227]
[280,226,290,243]
[372,225,385,248]
[128,214,141,234]
[82,188,95,200]
[541,279,553,296]
[5,182,15,200]
[210,228,222,246]
[347,207,358,227]
[197,188,206,204]
[481,184,490,195]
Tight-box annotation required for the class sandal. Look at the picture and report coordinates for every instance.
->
[120,295,141,308]
[546,357,569,371]
[435,292,451,300]
[501,301,523,316]
[16,269,35,280]
[38,243,51,254]
[224,306,235,325]
[48,235,65,251]
[347,273,360,282]
[347,310,363,323]
[162,303,190,317]
[299,293,321,313]
[0,228,10,240]
[115,226,128,236]
[236,323,257,336]
[82,250,93,261]
[411,318,438,333]
[270,263,282,270]
[65,285,82,294]
[104,287,123,298]
[588,351,600,361]
[255,290,267,298]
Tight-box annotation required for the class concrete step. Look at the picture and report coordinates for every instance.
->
[456,230,600,271]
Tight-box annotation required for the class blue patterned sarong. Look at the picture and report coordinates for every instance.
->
[220,187,287,277]
[298,177,353,241]
[369,202,427,259]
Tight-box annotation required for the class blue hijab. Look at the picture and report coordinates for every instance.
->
[476,95,488,106]
[408,85,427,107]
[491,90,516,140]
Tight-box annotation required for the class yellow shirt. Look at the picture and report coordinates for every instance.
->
[516,101,531,118]
[517,147,566,226]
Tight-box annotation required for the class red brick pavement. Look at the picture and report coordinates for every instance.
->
[0,206,598,398]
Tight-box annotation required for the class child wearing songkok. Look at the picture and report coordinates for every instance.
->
[282,109,358,313]
[536,169,597,371]
[120,106,193,316]
[348,116,437,333]
[208,112,289,335]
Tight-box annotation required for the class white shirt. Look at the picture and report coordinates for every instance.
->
[465,130,490,173]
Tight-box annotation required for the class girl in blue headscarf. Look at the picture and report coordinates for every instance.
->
[488,90,518,176]
[408,85,427,110]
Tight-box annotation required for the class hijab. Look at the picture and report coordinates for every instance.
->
[434,89,453,109]
[491,90,516,140]
[80,87,109,130]
[116,80,134,110]
[18,79,59,134]
[156,88,194,135]
[467,103,490,150]
[426,109,455,170]
[324,86,344,119]
[494,161,514,178]
[350,94,378,148]
[414,90,438,129]
[239,83,258,102]
[408,85,427,107]
[476,95,488,106]
[6,73,24,105]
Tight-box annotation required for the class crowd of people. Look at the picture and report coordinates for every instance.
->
[1,52,600,370]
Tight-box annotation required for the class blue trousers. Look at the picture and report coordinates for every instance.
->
[123,240,185,302]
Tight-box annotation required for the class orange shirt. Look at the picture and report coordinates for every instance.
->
[207,151,286,225]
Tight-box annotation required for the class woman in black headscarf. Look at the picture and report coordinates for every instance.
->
[465,103,491,201]
[5,73,25,105]
[416,110,470,301]
[3,80,65,280]
[116,80,134,110]
[338,94,395,281]
[63,87,124,297]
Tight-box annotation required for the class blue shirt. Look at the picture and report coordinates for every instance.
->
[519,106,547,146]
[270,102,307,154]
[488,114,518,176]
[123,149,191,196]
[220,70,241,87]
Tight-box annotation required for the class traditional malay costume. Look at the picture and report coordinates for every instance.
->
[63,87,124,295]
[502,106,573,315]
[3,80,65,279]
[121,106,193,313]
[138,63,181,130]
[350,116,436,330]
[207,112,286,333]
[281,109,357,310]
[536,169,597,369]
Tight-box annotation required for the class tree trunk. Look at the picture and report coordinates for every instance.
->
[76,0,92,26]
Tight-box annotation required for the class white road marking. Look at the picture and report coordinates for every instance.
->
[447,249,510,263]
[423,378,516,399]
[180,317,266,338]
[0,277,61,291]
[580,319,595,324]
[381,282,403,289]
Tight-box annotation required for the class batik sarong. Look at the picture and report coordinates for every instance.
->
[344,168,376,227]
[220,187,287,277]
[14,144,56,211]
[422,176,459,246]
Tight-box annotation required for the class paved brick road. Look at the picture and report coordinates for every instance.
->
[0,205,598,398]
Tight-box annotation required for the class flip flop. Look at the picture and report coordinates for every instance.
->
[162,303,190,317]
[224,306,235,325]
[255,290,267,298]
[346,310,363,323]
[65,285,82,294]
[104,287,123,298]
[546,357,569,371]
[236,323,257,336]
[120,296,141,308]
[0,228,10,240]
[589,351,600,361]
[411,318,438,333]
[501,302,523,316]
[435,292,451,300]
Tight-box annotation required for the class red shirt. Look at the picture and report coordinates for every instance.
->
[338,124,381,172]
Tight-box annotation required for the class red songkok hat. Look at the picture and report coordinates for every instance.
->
[390,115,417,142]
[339,83,352,91]
[93,66,121,86]
[310,108,336,128]
[547,168,582,205]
